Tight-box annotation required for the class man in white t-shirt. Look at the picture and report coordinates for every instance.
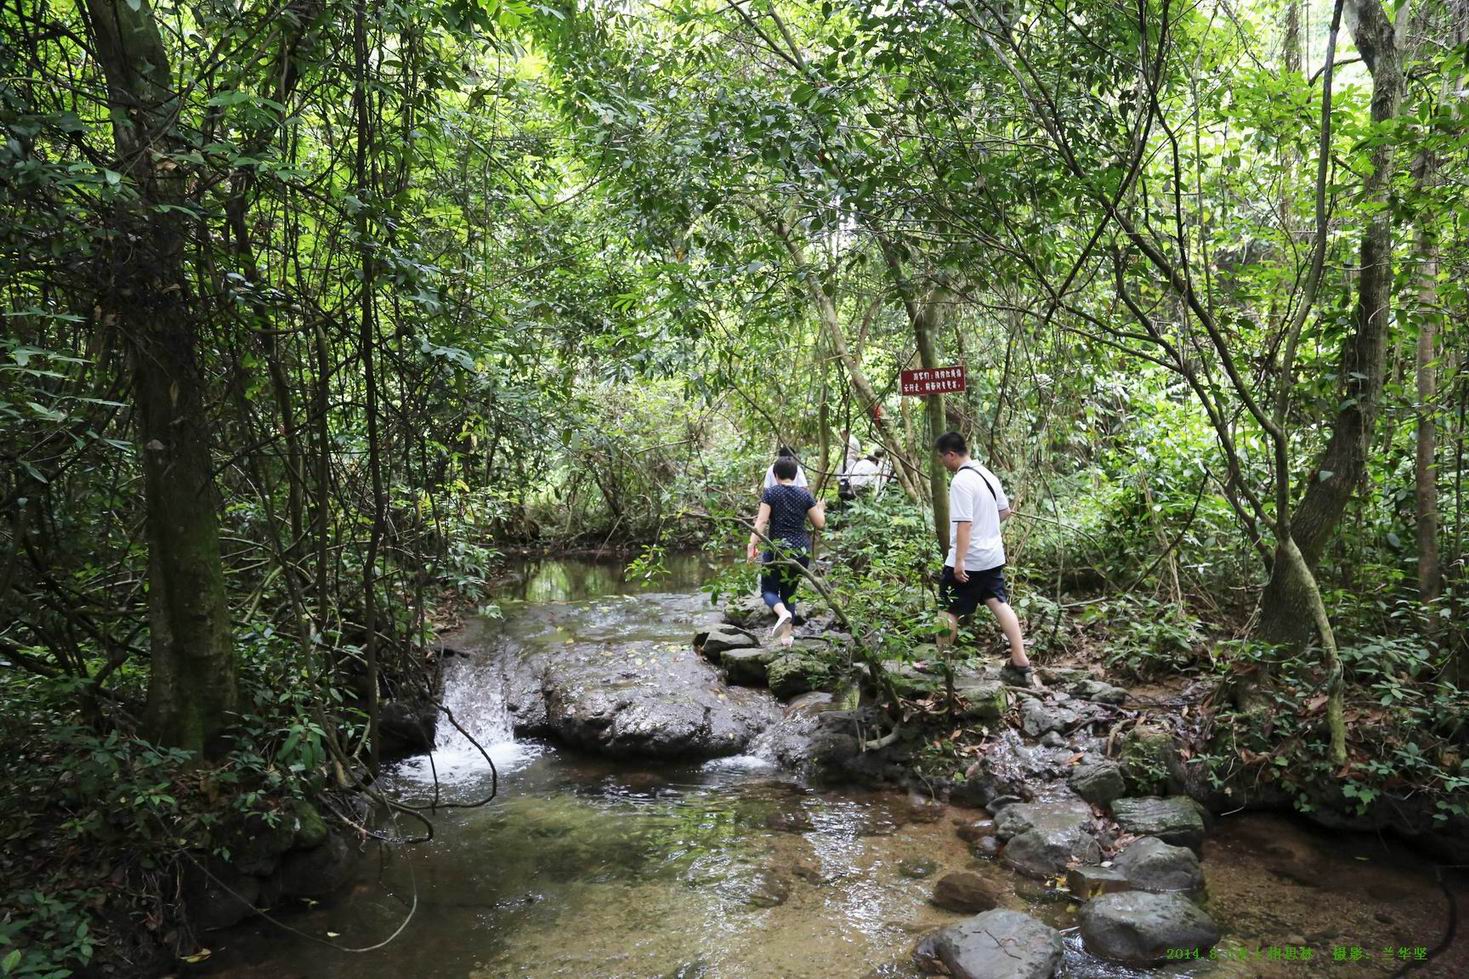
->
[847,455,881,494]
[933,431,1036,688]
[762,446,808,491]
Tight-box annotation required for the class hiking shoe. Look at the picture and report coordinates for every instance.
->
[1001,663,1041,689]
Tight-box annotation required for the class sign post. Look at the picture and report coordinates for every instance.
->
[900,365,966,397]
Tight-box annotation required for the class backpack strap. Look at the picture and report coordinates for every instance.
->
[960,463,998,501]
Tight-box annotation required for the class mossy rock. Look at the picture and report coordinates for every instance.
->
[291,800,328,851]
[1120,725,1175,796]
[768,650,833,699]
[229,810,299,876]
[954,676,1008,721]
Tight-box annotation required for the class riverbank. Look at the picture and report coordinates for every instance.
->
[195,558,1466,978]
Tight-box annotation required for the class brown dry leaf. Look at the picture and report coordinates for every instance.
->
[180,949,212,964]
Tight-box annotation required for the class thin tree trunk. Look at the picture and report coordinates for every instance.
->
[1261,0,1406,645]
[913,292,950,557]
[81,0,237,751]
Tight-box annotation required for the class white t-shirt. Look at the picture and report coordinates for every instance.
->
[763,464,808,491]
[847,457,880,490]
[946,462,1009,571]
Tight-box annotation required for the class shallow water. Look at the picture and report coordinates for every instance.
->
[202,558,1466,978]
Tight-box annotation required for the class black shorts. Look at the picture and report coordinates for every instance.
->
[939,564,1009,617]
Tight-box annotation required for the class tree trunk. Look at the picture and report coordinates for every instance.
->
[1413,170,1441,611]
[913,291,950,557]
[1261,0,1405,644]
[82,0,237,750]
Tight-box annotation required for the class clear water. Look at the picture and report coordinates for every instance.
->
[202,558,1466,978]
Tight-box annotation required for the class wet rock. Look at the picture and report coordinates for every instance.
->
[882,658,937,697]
[1073,678,1128,705]
[1069,761,1126,806]
[764,808,814,832]
[954,731,1067,807]
[696,624,759,659]
[720,645,778,686]
[230,811,298,877]
[953,674,1007,721]
[1066,865,1133,899]
[954,817,996,843]
[722,593,774,629]
[1080,890,1221,965]
[1040,731,1064,748]
[183,858,261,930]
[1111,796,1205,853]
[1020,698,1079,737]
[662,959,711,979]
[930,871,1004,913]
[539,640,783,759]
[915,908,1063,979]
[378,699,437,759]
[290,801,329,851]
[1119,725,1176,795]
[1002,824,1103,880]
[767,650,832,699]
[905,794,947,823]
[1037,665,1089,686]
[277,830,356,900]
[745,870,790,908]
[970,836,1000,859]
[996,799,1101,880]
[899,857,938,879]
[994,798,1092,840]
[1113,836,1204,893]
[790,858,826,884]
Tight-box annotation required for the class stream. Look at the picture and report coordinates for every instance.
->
[202,557,1464,978]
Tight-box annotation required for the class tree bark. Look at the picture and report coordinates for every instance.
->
[913,292,951,557]
[81,0,237,750]
[1261,0,1406,644]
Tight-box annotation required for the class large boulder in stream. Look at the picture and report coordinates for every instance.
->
[1113,835,1205,894]
[538,639,784,759]
[1080,890,1221,965]
[994,798,1102,879]
[915,909,1063,979]
[1111,796,1206,853]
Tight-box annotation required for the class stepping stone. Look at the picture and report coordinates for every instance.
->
[954,675,1008,720]
[696,624,758,658]
[719,646,777,685]
[1020,698,1079,737]
[1111,796,1206,853]
[1080,890,1221,965]
[1070,761,1127,805]
[1073,678,1128,705]
[915,908,1063,979]
[930,871,1004,913]
[1114,836,1205,893]
[1066,865,1134,899]
[995,798,1101,879]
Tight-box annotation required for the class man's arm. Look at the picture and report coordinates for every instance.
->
[953,521,972,581]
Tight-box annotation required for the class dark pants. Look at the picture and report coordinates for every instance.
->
[760,550,810,614]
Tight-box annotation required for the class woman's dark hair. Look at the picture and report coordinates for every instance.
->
[776,445,796,458]
[773,457,799,480]
[934,431,967,455]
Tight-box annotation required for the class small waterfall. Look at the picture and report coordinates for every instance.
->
[436,655,515,751]
[396,653,538,786]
